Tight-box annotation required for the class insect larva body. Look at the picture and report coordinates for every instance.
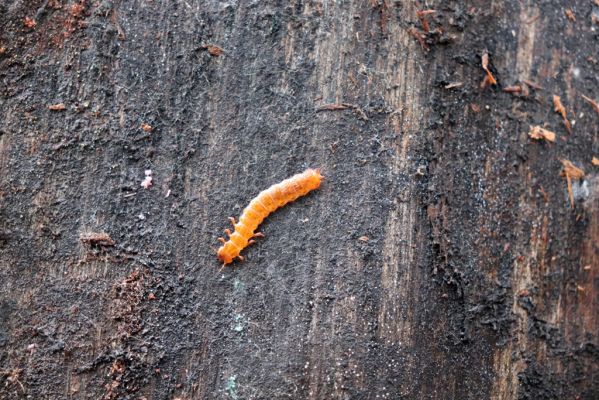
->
[217,168,323,266]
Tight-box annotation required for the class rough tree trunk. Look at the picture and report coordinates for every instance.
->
[1,1,597,399]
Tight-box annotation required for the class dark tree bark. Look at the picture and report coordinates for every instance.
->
[1,1,597,399]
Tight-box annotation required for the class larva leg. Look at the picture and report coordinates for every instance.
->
[217,237,226,244]
[224,228,232,236]
[228,217,237,226]
[248,239,256,245]
[237,255,245,261]
[253,232,264,238]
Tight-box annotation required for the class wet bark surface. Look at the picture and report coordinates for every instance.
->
[0,1,597,399]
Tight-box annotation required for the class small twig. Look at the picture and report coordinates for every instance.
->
[503,85,522,93]
[581,94,599,115]
[481,52,497,86]
[315,102,368,120]
[553,95,573,134]
[522,79,543,90]
[315,103,351,111]
[409,27,428,51]
[560,159,585,209]
[524,12,540,24]
[444,82,463,89]
[417,9,436,33]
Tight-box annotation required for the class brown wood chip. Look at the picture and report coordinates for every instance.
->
[560,159,585,208]
[203,45,224,56]
[581,94,599,115]
[141,123,153,132]
[528,126,556,142]
[48,103,66,111]
[481,53,497,85]
[553,95,572,134]
[80,232,115,246]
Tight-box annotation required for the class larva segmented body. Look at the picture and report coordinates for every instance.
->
[217,168,323,266]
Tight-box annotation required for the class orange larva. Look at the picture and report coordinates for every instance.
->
[217,168,323,266]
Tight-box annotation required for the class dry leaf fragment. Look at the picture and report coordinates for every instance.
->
[560,159,585,208]
[481,52,497,85]
[592,157,599,166]
[553,95,572,134]
[48,103,66,111]
[528,126,556,142]
[203,44,223,56]
[581,94,599,115]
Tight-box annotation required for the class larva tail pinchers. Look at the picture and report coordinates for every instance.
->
[217,168,323,267]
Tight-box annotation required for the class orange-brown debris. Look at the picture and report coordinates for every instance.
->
[503,85,522,93]
[417,9,436,32]
[481,53,497,86]
[522,79,543,90]
[23,17,36,29]
[316,103,350,111]
[565,9,576,21]
[48,103,66,111]
[560,159,585,208]
[528,126,556,142]
[444,82,463,89]
[561,159,584,180]
[581,94,599,115]
[553,95,572,134]
[592,157,599,166]
[80,232,115,246]
[141,123,153,132]
[409,27,428,51]
[203,45,224,56]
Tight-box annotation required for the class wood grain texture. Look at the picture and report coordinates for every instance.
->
[0,0,597,399]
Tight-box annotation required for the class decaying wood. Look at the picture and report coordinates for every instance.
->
[79,232,115,247]
[0,1,597,399]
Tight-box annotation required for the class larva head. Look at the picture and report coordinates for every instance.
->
[217,244,235,265]
[306,168,324,189]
